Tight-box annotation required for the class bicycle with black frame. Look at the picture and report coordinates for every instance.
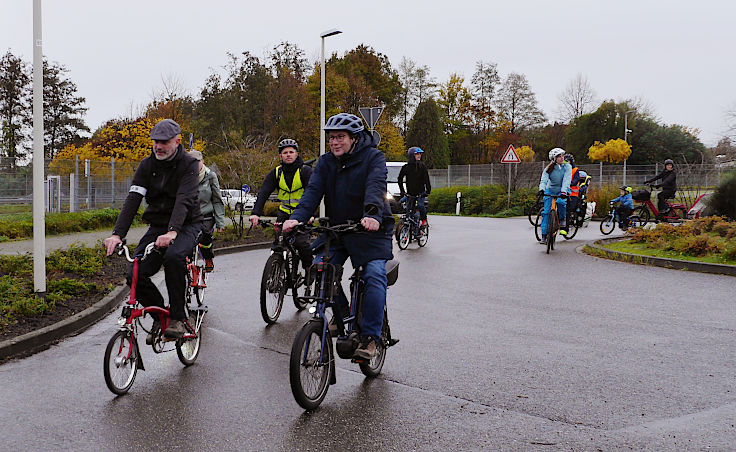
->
[395,195,429,250]
[534,194,579,247]
[256,219,310,324]
[288,219,400,410]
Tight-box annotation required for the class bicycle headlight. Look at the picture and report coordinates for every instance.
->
[117,316,127,326]
[308,306,317,314]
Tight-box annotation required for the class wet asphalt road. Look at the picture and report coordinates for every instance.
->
[1,216,735,451]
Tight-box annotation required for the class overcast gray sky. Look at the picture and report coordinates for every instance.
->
[2,0,734,146]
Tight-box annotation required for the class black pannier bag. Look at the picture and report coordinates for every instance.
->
[632,190,650,201]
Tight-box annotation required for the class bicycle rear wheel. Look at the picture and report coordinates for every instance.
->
[359,310,388,377]
[260,253,286,324]
[397,224,410,250]
[103,330,138,395]
[289,320,332,410]
[292,256,309,311]
[600,215,615,235]
[564,219,578,239]
[176,308,204,366]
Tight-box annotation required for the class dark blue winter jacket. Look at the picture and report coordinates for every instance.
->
[289,131,394,267]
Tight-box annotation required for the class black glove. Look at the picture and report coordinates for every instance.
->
[560,192,568,199]
[537,190,544,197]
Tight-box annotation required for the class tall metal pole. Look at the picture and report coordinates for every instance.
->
[32,0,46,294]
[623,110,634,186]
[320,36,326,218]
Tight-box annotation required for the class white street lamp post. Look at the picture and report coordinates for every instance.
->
[623,109,635,186]
[319,28,341,217]
[32,0,46,294]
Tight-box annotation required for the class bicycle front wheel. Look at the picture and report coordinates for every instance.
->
[103,330,138,395]
[260,253,287,324]
[632,206,650,226]
[397,224,410,250]
[600,215,615,235]
[547,211,558,253]
[417,223,429,247]
[289,320,332,410]
[534,210,543,242]
[177,308,204,366]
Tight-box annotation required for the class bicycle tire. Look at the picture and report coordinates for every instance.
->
[292,255,309,311]
[289,320,332,410]
[627,215,642,230]
[564,218,578,239]
[417,224,429,247]
[600,215,615,235]
[397,224,410,250]
[176,309,204,366]
[260,253,286,324]
[547,211,557,254]
[359,310,388,377]
[103,330,138,395]
[534,210,543,242]
[632,206,650,226]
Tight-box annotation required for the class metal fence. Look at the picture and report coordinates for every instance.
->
[0,156,731,212]
[429,163,728,190]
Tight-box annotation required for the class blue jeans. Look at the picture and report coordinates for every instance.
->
[313,244,387,340]
[407,195,427,221]
[540,193,567,238]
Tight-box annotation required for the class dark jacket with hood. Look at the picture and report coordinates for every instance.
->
[252,156,313,216]
[289,131,394,267]
[645,169,677,193]
[398,148,432,197]
[113,144,202,238]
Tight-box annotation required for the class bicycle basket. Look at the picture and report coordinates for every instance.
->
[632,190,650,201]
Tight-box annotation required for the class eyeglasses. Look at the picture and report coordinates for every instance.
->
[328,134,349,141]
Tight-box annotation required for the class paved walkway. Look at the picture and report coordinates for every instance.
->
[0,226,149,255]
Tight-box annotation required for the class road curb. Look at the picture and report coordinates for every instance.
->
[0,240,271,361]
[584,237,736,277]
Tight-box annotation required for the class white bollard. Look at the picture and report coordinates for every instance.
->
[456,192,461,215]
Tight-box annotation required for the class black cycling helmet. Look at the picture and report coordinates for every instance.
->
[324,113,365,134]
[278,138,298,152]
[664,158,674,166]
[564,154,575,165]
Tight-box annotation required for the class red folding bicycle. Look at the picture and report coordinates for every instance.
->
[103,241,207,395]
[630,184,689,226]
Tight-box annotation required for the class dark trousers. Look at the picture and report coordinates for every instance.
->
[658,191,675,212]
[567,196,580,224]
[199,217,215,260]
[616,206,633,227]
[126,223,201,321]
[407,195,427,221]
[276,211,313,270]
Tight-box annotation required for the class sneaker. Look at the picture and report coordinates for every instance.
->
[559,228,568,237]
[420,219,427,227]
[205,259,214,272]
[146,319,161,345]
[164,319,188,339]
[353,336,377,360]
[539,237,547,245]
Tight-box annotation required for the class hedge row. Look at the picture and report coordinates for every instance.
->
[428,185,536,217]
[0,208,143,240]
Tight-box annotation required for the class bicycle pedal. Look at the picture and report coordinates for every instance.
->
[388,338,400,346]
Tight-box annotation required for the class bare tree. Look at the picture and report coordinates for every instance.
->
[148,73,190,123]
[470,60,500,132]
[495,73,546,134]
[556,73,596,123]
[726,102,736,142]
[397,56,417,134]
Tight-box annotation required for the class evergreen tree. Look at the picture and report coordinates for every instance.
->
[406,99,449,168]
[42,59,89,158]
[0,51,31,166]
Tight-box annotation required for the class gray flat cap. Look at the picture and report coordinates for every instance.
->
[188,150,203,160]
[150,119,181,140]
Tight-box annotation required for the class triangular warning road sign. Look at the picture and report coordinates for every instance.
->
[501,144,521,163]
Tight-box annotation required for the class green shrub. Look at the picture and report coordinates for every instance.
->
[263,201,281,217]
[671,235,724,256]
[428,185,535,216]
[708,169,736,220]
[0,207,143,240]
[0,254,33,276]
[47,243,104,276]
[587,184,621,217]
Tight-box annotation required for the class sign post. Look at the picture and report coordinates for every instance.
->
[500,144,521,207]
[359,106,384,146]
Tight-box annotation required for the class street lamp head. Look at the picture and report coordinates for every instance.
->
[321,29,342,38]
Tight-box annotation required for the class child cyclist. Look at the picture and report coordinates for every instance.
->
[610,186,634,229]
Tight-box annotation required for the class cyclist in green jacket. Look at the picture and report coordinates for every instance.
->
[189,150,225,272]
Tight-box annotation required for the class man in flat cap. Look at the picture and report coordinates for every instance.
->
[104,118,202,340]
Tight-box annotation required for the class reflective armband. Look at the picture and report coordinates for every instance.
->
[129,185,147,196]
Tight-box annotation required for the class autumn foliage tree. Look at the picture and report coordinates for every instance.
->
[587,138,632,163]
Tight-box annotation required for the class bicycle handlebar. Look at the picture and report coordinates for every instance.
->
[115,241,164,263]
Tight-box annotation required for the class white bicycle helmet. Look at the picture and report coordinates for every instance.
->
[548,148,565,161]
